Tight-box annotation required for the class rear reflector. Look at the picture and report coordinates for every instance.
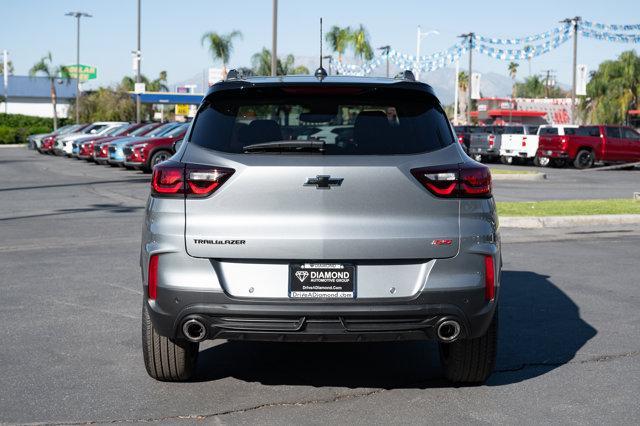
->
[151,161,234,198]
[411,163,492,198]
[484,255,495,301]
[148,255,158,300]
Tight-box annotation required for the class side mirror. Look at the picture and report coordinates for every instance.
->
[173,139,183,153]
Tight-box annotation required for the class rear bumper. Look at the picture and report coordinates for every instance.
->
[537,149,569,159]
[146,286,497,343]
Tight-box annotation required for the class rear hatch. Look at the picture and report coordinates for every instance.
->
[180,84,463,261]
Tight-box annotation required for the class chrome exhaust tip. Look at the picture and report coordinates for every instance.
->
[436,319,461,343]
[182,318,207,342]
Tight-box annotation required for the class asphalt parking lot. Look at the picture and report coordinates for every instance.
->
[1,147,639,424]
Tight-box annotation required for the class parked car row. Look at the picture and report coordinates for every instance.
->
[454,124,640,169]
[30,121,189,172]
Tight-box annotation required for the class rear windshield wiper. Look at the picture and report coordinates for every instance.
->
[243,140,326,153]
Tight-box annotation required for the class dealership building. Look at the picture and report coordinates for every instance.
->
[0,75,78,118]
[471,97,577,125]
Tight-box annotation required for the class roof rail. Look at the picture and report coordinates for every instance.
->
[394,70,416,82]
[225,69,244,81]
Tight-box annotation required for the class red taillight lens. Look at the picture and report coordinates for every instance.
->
[411,163,491,198]
[151,162,234,198]
[152,162,185,196]
[488,134,495,148]
[522,136,527,147]
[458,135,464,144]
[484,255,495,301]
[148,254,158,300]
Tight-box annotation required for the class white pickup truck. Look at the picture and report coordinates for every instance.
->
[498,125,541,165]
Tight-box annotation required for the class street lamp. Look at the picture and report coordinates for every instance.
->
[378,45,390,77]
[65,11,92,124]
[415,26,439,81]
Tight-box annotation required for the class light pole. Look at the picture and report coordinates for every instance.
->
[136,0,142,123]
[378,45,390,77]
[2,49,8,114]
[561,16,581,124]
[322,55,333,75]
[415,26,439,81]
[271,0,278,76]
[65,11,92,124]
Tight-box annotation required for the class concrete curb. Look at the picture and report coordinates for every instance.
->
[0,144,27,148]
[500,214,640,228]
[491,172,547,181]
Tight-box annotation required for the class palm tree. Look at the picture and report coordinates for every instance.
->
[325,26,352,63]
[148,70,169,92]
[200,30,243,76]
[582,50,640,124]
[29,52,69,130]
[352,24,373,61]
[251,49,309,76]
[458,71,469,123]
[508,62,519,97]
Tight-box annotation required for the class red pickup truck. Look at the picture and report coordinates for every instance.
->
[536,125,640,169]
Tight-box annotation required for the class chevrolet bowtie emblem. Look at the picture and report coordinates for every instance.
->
[304,175,344,189]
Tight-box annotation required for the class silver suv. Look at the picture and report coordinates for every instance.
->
[141,72,501,383]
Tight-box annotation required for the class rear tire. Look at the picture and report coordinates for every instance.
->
[573,149,594,169]
[142,303,198,381]
[439,308,498,384]
[500,156,513,165]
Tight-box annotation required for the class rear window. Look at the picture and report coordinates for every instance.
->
[503,126,524,134]
[189,88,454,155]
[539,127,558,135]
[576,126,600,137]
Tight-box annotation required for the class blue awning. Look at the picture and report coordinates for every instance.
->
[129,92,203,105]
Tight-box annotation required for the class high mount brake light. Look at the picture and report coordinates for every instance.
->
[151,162,234,198]
[411,163,492,198]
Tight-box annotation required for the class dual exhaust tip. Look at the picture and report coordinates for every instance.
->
[436,319,462,343]
[182,318,207,342]
[182,316,462,343]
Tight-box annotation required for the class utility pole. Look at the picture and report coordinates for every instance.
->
[136,0,142,123]
[415,26,439,81]
[271,0,278,76]
[541,69,556,98]
[378,45,390,77]
[65,11,92,124]
[2,49,8,114]
[453,59,459,125]
[458,32,474,124]
[561,16,580,123]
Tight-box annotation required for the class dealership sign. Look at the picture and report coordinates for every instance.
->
[64,64,97,81]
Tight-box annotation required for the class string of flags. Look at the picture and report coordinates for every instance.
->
[332,19,640,76]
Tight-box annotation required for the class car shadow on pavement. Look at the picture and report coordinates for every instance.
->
[194,270,596,388]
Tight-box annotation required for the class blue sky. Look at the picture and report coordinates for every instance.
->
[2,0,639,89]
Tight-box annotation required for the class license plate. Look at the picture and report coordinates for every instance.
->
[289,263,355,298]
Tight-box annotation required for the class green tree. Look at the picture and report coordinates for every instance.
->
[352,24,373,61]
[581,50,640,124]
[514,75,566,98]
[29,52,69,130]
[325,26,352,63]
[200,30,243,76]
[68,86,136,122]
[508,62,519,97]
[251,48,309,76]
[0,59,14,75]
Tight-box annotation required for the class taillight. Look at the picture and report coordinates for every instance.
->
[522,136,527,147]
[458,135,464,144]
[411,163,491,198]
[484,255,495,301]
[560,137,567,149]
[151,162,234,198]
[488,134,495,148]
[148,254,158,300]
